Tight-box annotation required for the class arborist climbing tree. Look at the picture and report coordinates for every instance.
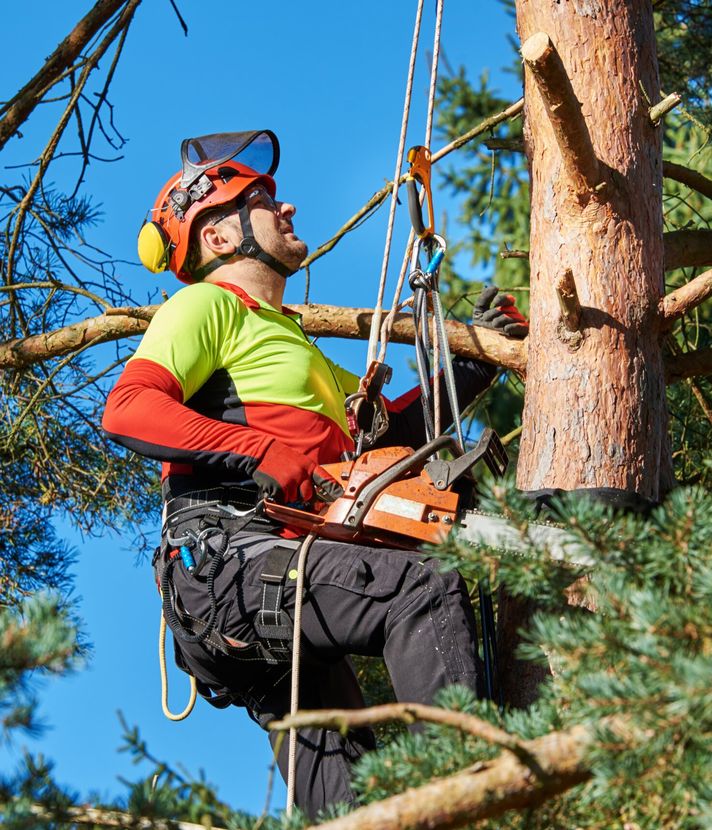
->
[101,125,528,818]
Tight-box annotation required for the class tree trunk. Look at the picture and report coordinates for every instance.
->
[500,0,668,708]
[516,0,667,500]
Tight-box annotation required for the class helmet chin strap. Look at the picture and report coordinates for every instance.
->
[235,200,296,279]
[191,199,297,282]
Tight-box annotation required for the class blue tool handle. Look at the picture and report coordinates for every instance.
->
[179,545,196,573]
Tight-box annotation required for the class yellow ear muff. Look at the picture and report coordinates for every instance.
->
[137,221,172,274]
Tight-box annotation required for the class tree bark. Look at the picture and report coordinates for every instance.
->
[516,2,666,501]
[502,0,668,710]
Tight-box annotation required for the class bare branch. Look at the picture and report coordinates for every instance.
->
[430,99,524,163]
[662,161,712,201]
[665,348,712,383]
[485,137,525,153]
[302,99,524,269]
[0,307,151,369]
[302,724,594,830]
[664,229,712,271]
[0,304,527,374]
[270,702,526,758]
[4,0,142,285]
[660,268,712,327]
[520,32,602,199]
[6,298,712,389]
[0,0,133,150]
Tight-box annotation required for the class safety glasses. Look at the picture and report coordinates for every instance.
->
[180,130,280,188]
[206,186,279,227]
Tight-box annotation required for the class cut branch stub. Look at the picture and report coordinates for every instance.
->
[555,269,584,349]
[521,32,603,200]
[649,92,681,124]
[555,269,582,333]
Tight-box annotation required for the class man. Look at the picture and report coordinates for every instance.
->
[102,131,527,817]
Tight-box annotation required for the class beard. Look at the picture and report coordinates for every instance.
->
[271,230,308,272]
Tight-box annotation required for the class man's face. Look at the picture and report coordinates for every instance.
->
[243,185,308,271]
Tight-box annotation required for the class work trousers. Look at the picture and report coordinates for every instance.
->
[169,530,480,819]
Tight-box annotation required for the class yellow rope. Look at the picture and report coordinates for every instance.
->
[158,599,198,721]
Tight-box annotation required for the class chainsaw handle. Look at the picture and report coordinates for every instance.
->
[425,428,509,490]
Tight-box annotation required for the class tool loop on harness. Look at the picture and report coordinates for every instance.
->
[254,543,301,663]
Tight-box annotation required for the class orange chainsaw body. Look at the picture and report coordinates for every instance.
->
[264,445,459,549]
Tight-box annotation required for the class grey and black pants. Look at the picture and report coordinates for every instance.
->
[168,529,480,819]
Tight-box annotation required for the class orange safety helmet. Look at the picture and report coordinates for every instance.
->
[138,130,283,284]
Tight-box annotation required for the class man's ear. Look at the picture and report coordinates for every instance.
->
[200,221,238,256]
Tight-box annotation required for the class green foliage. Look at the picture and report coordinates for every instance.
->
[655,1,712,128]
[348,479,712,828]
[661,115,712,488]
[0,595,82,743]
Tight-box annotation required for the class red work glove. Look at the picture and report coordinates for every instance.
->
[472,286,529,339]
[253,441,343,504]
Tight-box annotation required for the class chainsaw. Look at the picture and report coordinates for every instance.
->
[263,426,590,564]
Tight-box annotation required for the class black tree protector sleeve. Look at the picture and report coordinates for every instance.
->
[374,357,497,449]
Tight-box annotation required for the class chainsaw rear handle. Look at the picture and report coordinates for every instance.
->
[425,428,509,490]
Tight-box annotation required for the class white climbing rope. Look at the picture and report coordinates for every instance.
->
[158,602,198,721]
[286,532,317,816]
[366,0,427,367]
[370,0,446,369]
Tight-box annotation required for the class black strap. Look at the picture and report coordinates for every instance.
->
[236,202,296,279]
[253,543,298,660]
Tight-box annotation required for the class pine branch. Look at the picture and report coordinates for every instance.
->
[660,267,712,327]
[664,229,712,271]
[0,303,527,374]
[663,160,712,200]
[306,723,596,830]
[0,0,135,150]
[25,805,229,830]
[270,702,528,758]
[302,98,524,269]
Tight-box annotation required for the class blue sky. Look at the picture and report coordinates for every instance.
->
[1,0,521,816]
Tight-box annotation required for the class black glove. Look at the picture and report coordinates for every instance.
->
[472,286,529,339]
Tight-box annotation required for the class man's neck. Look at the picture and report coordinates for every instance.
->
[205,266,285,310]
